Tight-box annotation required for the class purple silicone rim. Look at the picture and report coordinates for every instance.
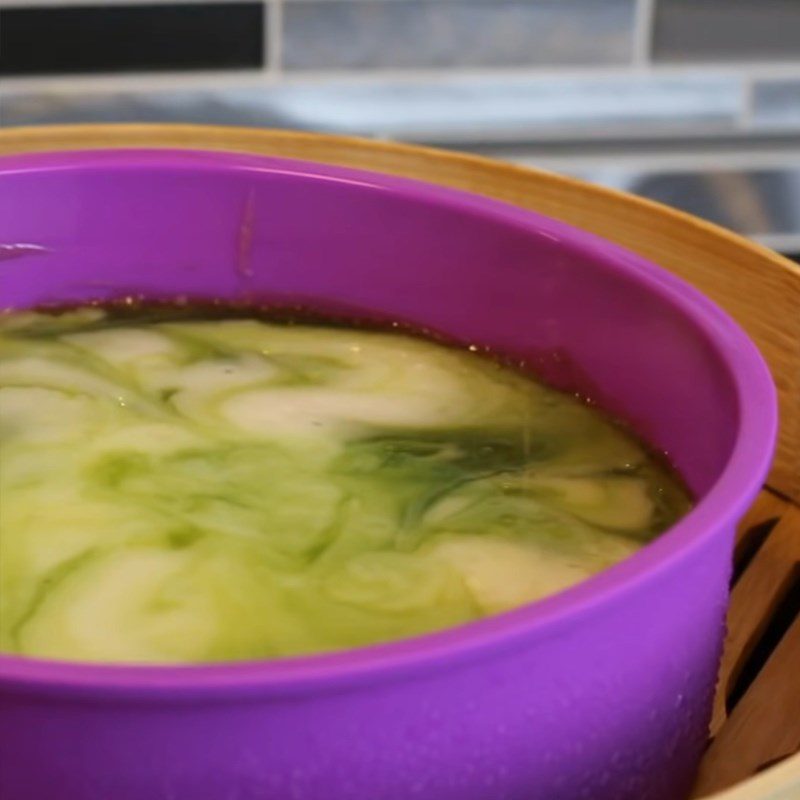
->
[0,148,778,697]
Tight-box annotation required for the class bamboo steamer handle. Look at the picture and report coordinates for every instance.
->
[1,124,798,503]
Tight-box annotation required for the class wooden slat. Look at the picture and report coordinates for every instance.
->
[734,491,790,563]
[711,497,799,736]
[695,611,800,796]
[1,124,799,503]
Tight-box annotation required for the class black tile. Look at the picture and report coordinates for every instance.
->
[0,3,265,76]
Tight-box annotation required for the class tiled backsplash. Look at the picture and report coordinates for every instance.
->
[2,0,800,142]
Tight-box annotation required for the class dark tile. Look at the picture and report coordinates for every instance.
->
[0,3,265,76]
[654,0,800,63]
[283,0,635,71]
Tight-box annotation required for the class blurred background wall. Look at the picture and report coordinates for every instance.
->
[2,0,800,258]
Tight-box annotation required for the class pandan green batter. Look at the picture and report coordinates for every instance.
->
[0,309,690,663]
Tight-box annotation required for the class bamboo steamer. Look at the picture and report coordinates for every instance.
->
[0,124,797,800]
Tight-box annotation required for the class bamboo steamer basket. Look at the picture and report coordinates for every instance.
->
[0,124,797,800]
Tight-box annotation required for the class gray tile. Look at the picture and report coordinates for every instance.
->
[283,0,635,71]
[752,79,800,129]
[654,0,800,63]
